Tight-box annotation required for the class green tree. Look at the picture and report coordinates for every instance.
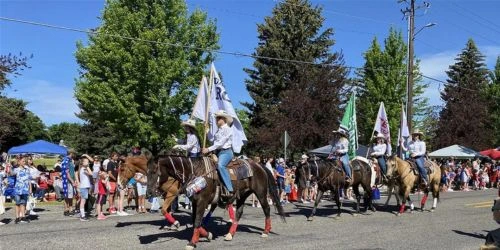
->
[244,0,347,154]
[75,0,219,154]
[47,123,82,150]
[487,56,500,146]
[355,28,429,145]
[436,39,492,150]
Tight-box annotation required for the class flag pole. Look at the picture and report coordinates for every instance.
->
[203,66,214,149]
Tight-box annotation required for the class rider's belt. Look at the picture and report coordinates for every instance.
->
[413,155,424,159]
[376,156,384,159]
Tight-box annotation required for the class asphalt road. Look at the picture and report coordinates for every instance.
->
[0,189,496,250]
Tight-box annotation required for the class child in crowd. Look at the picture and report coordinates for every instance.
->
[134,172,147,213]
[96,171,109,220]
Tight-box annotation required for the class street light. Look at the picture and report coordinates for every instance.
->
[413,22,437,39]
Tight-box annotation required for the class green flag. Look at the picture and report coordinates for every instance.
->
[339,94,358,160]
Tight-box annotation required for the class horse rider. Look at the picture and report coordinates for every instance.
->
[370,133,387,180]
[202,110,234,196]
[173,119,201,158]
[404,129,428,185]
[331,128,352,182]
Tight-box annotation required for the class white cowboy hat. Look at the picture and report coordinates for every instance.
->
[411,129,424,136]
[332,128,348,137]
[215,110,233,125]
[301,154,309,160]
[373,133,386,141]
[181,119,196,128]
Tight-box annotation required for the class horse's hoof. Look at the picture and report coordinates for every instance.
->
[333,216,341,220]
[430,207,435,212]
[396,212,402,216]
[185,245,195,250]
[353,213,358,217]
[371,207,377,212]
[224,233,233,241]
[261,233,269,238]
[228,219,233,224]
[307,216,314,221]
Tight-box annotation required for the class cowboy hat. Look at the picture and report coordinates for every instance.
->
[215,110,233,125]
[301,154,309,160]
[411,129,424,136]
[181,119,196,128]
[332,128,348,137]
[373,133,386,141]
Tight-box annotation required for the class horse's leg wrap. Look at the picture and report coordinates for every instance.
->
[264,217,272,233]
[229,222,238,236]
[399,202,406,214]
[198,227,208,238]
[420,194,428,208]
[191,227,200,244]
[432,197,437,208]
[227,204,235,222]
[164,212,176,224]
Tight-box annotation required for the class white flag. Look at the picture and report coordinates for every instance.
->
[398,103,410,158]
[208,63,247,153]
[373,102,391,155]
[191,76,209,121]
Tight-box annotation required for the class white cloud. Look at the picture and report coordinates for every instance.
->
[4,79,81,126]
[419,45,500,106]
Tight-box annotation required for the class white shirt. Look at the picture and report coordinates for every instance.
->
[79,166,92,188]
[408,140,426,157]
[371,143,387,157]
[208,124,233,152]
[265,162,274,175]
[179,133,200,154]
[102,159,110,170]
[333,137,348,154]
[92,163,101,179]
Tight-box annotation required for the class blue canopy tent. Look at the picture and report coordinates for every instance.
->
[8,140,68,156]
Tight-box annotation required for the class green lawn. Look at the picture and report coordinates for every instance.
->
[33,158,59,170]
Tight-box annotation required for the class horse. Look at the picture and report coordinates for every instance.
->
[146,155,286,250]
[117,154,186,229]
[348,157,375,213]
[385,156,442,215]
[300,158,345,221]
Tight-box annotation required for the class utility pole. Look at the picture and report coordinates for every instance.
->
[400,0,431,133]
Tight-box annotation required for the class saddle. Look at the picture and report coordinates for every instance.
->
[227,158,254,181]
[405,159,434,175]
[370,159,383,185]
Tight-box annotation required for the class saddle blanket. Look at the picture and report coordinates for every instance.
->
[227,159,254,181]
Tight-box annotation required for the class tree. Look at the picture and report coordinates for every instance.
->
[47,123,82,150]
[244,0,347,154]
[486,56,500,146]
[75,0,219,154]
[435,39,492,150]
[420,105,441,151]
[355,28,429,145]
[0,53,31,92]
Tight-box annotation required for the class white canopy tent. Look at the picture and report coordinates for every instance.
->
[428,144,481,159]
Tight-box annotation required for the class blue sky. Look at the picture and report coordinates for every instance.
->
[1,0,499,125]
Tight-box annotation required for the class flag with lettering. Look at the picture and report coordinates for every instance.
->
[339,94,358,160]
[208,63,247,153]
[373,102,391,155]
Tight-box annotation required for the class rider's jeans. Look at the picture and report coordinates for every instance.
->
[217,148,234,192]
[415,156,428,182]
[340,154,351,178]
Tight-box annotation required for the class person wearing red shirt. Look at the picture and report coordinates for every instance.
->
[36,174,49,202]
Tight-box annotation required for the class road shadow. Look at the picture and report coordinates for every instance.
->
[452,230,486,239]
[115,213,192,229]
[0,218,13,224]
[288,202,359,218]
[137,220,276,245]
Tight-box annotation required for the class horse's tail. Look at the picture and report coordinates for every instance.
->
[262,166,286,223]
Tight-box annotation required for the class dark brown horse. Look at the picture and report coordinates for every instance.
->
[349,157,375,213]
[146,155,286,250]
[301,158,345,221]
[386,156,441,215]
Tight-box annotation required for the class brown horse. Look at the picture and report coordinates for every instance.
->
[386,156,441,215]
[302,158,345,221]
[117,154,185,229]
[146,155,286,250]
[349,157,375,213]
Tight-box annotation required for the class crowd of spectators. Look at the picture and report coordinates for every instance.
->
[438,157,499,192]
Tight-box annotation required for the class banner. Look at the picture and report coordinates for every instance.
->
[339,94,358,160]
[373,102,391,155]
[208,63,247,153]
[398,103,410,158]
[191,76,209,121]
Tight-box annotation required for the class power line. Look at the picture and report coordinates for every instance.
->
[451,2,500,31]
[1,16,495,100]
[448,2,500,35]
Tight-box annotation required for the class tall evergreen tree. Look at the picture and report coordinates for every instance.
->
[486,56,500,146]
[74,0,219,154]
[436,39,492,150]
[355,28,428,145]
[244,0,347,153]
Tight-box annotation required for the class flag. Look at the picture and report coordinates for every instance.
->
[339,94,358,160]
[191,76,209,121]
[373,102,391,155]
[208,63,248,153]
[398,103,410,158]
